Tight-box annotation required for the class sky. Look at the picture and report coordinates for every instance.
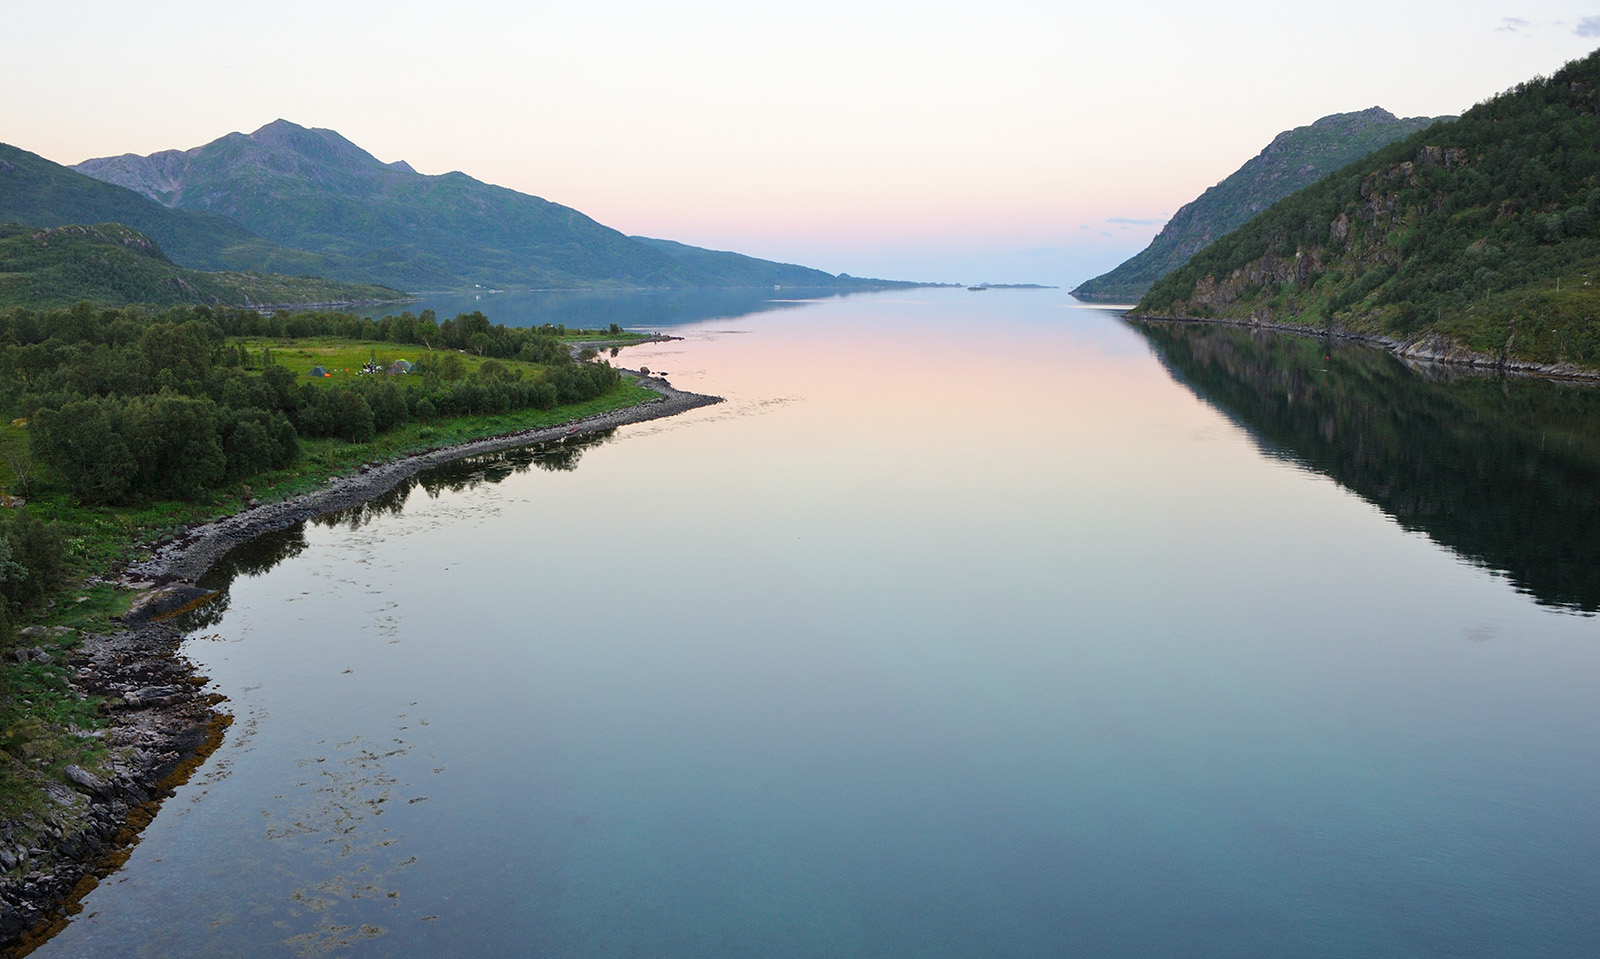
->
[6,1,1600,286]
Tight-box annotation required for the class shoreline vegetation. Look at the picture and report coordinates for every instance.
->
[0,301,721,953]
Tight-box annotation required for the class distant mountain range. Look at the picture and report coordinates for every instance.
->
[1135,48,1600,373]
[1073,108,1447,303]
[0,121,921,307]
[65,120,916,294]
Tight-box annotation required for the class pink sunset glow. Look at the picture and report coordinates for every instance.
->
[7,0,1599,285]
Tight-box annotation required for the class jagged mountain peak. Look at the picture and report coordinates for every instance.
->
[1315,106,1396,126]
[241,119,390,172]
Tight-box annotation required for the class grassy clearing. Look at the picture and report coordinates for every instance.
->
[238,339,524,384]
[0,581,113,818]
[1436,279,1600,366]
[237,331,658,385]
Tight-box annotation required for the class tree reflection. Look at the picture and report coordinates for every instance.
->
[1131,319,1600,613]
[394,287,825,330]
[193,431,615,602]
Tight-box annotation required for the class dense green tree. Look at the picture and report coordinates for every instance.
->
[6,301,629,501]
[0,509,64,612]
[31,396,139,502]
[125,393,227,499]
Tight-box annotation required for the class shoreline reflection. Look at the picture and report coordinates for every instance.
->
[1130,319,1600,614]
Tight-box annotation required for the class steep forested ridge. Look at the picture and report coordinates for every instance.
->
[1073,108,1446,303]
[1136,49,1600,370]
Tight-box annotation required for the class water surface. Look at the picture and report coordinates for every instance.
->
[385,287,849,329]
[38,290,1600,958]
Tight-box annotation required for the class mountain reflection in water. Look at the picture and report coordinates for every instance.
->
[381,287,839,329]
[1130,319,1600,613]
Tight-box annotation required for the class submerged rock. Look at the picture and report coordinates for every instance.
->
[120,585,218,625]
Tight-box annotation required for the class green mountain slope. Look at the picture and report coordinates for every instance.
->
[0,222,405,309]
[0,142,372,282]
[74,121,684,291]
[1136,49,1600,372]
[74,121,912,293]
[1073,108,1447,303]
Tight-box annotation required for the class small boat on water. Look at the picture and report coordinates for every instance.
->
[968,285,988,291]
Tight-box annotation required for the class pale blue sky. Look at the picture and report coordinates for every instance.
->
[6,1,1598,285]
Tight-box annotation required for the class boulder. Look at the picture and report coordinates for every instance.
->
[120,585,218,625]
[63,765,106,795]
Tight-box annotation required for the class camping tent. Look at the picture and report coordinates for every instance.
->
[309,366,330,378]
[388,359,413,374]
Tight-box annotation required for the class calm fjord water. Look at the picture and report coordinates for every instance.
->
[40,290,1599,957]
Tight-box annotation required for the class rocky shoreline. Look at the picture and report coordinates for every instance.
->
[1127,313,1600,383]
[0,372,721,955]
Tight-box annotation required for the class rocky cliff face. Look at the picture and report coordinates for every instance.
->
[73,150,194,208]
[1072,107,1448,303]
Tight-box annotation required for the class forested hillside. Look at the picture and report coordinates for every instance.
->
[631,237,905,289]
[1073,108,1445,303]
[0,222,405,309]
[0,143,371,282]
[1136,49,1600,370]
